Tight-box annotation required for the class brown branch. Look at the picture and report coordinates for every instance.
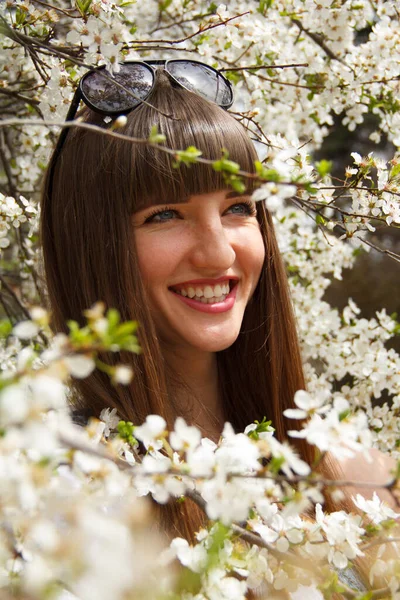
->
[1,22,87,66]
[256,73,323,90]
[292,19,349,66]
[130,12,250,45]
[0,130,17,198]
[148,9,219,35]
[0,274,33,322]
[0,88,40,107]
[291,196,400,264]
[220,62,309,71]
[361,536,400,551]
[30,0,80,17]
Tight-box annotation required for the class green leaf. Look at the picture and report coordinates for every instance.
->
[257,0,273,15]
[269,456,285,473]
[159,0,173,11]
[173,146,203,168]
[389,162,400,179]
[225,174,246,194]
[315,159,332,178]
[212,158,240,174]
[208,2,218,13]
[117,420,137,446]
[106,308,120,332]
[75,0,92,16]
[149,125,166,144]
[254,161,281,182]
[0,319,13,339]
[338,409,351,421]
[316,214,326,226]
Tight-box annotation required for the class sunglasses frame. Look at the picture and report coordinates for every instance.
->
[65,59,234,123]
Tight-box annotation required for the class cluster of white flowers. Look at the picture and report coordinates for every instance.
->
[0,193,36,251]
[1,355,399,598]
[1,0,400,597]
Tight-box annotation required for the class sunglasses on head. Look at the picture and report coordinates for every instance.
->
[46,59,234,198]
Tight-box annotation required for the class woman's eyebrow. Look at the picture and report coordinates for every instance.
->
[225,189,252,199]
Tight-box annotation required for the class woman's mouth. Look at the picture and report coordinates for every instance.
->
[168,279,238,313]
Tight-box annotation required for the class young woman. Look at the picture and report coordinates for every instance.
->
[40,60,394,544]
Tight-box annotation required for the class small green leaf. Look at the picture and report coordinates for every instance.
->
[106,308,120,332]
[75,0,92,16]
[117,420,137,446]
[269,456,285,473]
[315,160,332,178]
[0,319,13,338]
[257,0,273,15]
[149,125,166,144]
[159,0,173,11]
[316,214,326,226]
[225,174,246,194]
[173,146,203,168]
[212,150,240,174]
[389,163,400,179]
[338,409,351,421]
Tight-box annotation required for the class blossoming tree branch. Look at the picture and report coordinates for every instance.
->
[1,0,400,598]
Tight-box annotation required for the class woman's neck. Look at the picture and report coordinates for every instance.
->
[163,347,225,441]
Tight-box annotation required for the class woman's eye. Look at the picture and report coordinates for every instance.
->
[144,209,179,223]
[227,202,256,216]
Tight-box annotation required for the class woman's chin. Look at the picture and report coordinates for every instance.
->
[184,332,240,353]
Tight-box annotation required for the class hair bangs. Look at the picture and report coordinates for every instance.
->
[114,79,258,211]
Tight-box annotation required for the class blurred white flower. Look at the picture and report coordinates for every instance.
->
[99,407,120,437]
[283,389,331,420]
[13,320,39,340]
[64,355,96,379]
[353,492,399,524]
[170,417,201,452]
[134,415,166,451]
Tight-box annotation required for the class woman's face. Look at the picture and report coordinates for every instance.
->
[132,190,265,354]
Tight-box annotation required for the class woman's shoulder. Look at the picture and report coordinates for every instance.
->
[338,447,397,507]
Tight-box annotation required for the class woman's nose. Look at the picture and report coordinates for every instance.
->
[189,219,236,272]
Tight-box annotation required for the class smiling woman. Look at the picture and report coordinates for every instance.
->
[40,64,337,541]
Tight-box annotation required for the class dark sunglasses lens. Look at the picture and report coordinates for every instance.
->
[81,64,153,113]
[166,61,233,107]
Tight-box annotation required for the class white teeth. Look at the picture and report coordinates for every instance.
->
[175,291,228,303]
[203,286,213,299]
[174,281,233,299]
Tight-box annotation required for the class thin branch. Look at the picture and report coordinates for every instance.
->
[256,73,323,90]
[30,0,80,17]
[148,10,215,35]
[130,12,250,45]
[0,130,17,198]
[291,195,400,264]
[0,275,32,322]
[361,536,400,551]
[292,19,349,66]
[0,118,306,187]
[220,63,309,71]
[0,87,40,107]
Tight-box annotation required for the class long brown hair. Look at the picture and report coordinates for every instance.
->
[40,70,340,541]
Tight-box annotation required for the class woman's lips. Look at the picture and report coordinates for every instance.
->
[169,282,238,314]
